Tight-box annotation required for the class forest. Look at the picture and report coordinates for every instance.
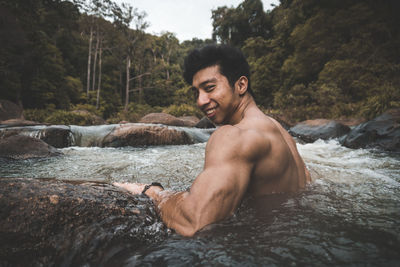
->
[0,0,399,124]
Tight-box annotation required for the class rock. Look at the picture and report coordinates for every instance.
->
[289,119,351,143]
[178,116,200,127]
[0,125,72,148]
[0,99,23,121]
[195,117,216,129]
[39,125,72,148]
[139,113,187,126]
[340,109,400,151]
[0,135,62,159]
[0,178,167,266]
[334,118,366,127]
[102,124,193,147]
[0,119,47,128]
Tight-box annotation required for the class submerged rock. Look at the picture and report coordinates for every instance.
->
[340,109,400,151]
[0,135,62,159]
[0,178,168,266]
[102,124,193,147]
[290,119,350,143]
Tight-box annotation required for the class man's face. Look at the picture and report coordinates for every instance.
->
[191,65,240,125]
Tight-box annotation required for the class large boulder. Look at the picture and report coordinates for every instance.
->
[0,135,62,159]
[139,113,187,126]
[0,178,167,266]
[102,124,193,147]
[0,125,72,148]
[290,119,351,143]
[0,99,23,121]
[340,109,400,152]
[39,125,72,148]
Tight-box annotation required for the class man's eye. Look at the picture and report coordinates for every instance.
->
[205,85,215,92]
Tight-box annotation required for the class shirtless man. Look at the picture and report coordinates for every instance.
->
[115,45,310,236]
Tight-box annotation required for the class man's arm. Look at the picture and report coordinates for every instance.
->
[117,126,264,236]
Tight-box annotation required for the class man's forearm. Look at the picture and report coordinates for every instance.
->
[144,186,200,236]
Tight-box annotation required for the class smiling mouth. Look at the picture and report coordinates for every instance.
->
[205,107,216,117]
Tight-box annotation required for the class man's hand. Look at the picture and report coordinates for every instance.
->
[113,182,146,195]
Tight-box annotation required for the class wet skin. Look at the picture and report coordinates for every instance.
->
[115,65,310,236]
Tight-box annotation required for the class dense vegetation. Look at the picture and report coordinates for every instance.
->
[0,0,399,124]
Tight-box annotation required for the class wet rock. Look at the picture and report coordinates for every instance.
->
[0,99,23,121]
[39,125,72,148]
[0,178,168,266]
[195,117,216,129]
[289,119,351,143]
[0,125,72,148]
[340,109,400,151]
[139,113,187,126]
[102,124,193,147]
[0,135,62,159]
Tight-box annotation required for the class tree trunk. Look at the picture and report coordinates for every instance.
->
[166,49,171,80]
[124,56,131,111]
[91,27,99,92]
[96,38,102,110]
[138,75,143,104]
[86,25,93,97]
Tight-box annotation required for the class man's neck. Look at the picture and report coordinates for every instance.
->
[227,94,257,125]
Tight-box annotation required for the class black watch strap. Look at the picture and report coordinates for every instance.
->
[142,182,164,195]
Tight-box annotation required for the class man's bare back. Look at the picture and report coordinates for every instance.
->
[232,107,310,196]
[115,45,310,236]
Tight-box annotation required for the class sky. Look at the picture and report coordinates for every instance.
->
[114,0,280,42]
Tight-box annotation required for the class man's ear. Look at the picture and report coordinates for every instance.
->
[235,76,248,96]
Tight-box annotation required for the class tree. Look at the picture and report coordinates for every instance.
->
[212,0,271,47]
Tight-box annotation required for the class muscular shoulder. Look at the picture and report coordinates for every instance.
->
[205,125,271,164]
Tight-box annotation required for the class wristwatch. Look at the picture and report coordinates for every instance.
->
[142,182,164,195]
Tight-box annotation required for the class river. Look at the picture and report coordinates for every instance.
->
[0,125,399,266]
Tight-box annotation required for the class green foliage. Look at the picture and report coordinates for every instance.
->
[24,108,102,125]
[212,0,272,47]
[107,103,163,123]
[163,104,203,118]
[45,110,99,125]
[358,83,400,119]
[23,109,51,123]
[3,0,400,124]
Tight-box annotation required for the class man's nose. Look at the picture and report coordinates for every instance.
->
[197,91,210,107]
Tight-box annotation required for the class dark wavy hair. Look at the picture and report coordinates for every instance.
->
[183,45,253,96]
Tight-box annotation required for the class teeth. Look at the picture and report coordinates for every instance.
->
[206,108,215,115]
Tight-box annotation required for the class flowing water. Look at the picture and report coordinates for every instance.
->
[1,125,399,266]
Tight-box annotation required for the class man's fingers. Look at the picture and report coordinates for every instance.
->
[113,182,145,194]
